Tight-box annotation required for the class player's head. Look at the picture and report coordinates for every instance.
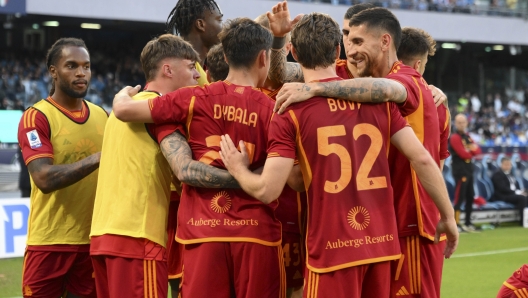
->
[141,34,200,90]
[254,13,292,54]
[500,156,512,173]
[218,18,272,86]
[291,13,341,70]
[166,0,223,48]
[342,3,375,58]
[454,113,468,133]
[397,27,436,75]
[348,7,401,77]
[46,37,90,98]
[206,44,229,82]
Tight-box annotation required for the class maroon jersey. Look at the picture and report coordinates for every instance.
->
[386,62,442,241]
[438,103,451,161]
[149,81,281,246]
[335,59,354,80]
[262,87,306,235]
[267,77,407,273]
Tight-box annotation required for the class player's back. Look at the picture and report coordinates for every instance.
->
[175,80,281,246]
[271,77,407,272]
[386,62,441,240]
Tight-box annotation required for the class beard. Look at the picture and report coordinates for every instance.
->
[357,57,374,78]
[57,78,89,99]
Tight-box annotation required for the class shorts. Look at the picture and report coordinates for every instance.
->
[390,235,445,298]
[497,264,528,298]
[304,261,391,298]
[282,231,305,289]
[91,255,167,298]
[22,250,96,298]
[167,199,183,279]
[182,242,286,298]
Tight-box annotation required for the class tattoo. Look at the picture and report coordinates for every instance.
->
[314,78,407,104]
[269,48,304,84]
[28,154,100,194]
[161,132,239,189]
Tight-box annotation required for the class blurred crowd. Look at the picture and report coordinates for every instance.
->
[289,0,526,16]
[0,54,144,111]
[454,87,528,147]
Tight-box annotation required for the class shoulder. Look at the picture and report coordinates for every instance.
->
[19,107,49,129]
[84,101,109,117]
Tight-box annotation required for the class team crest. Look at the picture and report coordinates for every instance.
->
[210,191,232,213]
[347,206,370,230]
[26,129,42,149]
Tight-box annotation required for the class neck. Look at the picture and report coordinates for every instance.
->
[51,88,83,111]
[144,80,174,96]
[225,68,261,88]
[374,49,399,78]
[301,64,338,83]
[184,34,208,65]
[262,78,282,91]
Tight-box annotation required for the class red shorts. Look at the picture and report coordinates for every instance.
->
[304,261,391,298]
[497,265,528,298]
[22,250,96,298]
[182,242,286,298]
[390,235,445,298]
[167,198,183,279]
[91,255,167,298]
[282,231,305,289]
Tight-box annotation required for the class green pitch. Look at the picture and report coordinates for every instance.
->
[0,226,527,298]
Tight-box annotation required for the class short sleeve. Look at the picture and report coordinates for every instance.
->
[149,87,196,125]
[147,123,186,144]
[386,73,419,117]
[388,102,409,137]
[17,108,54,165]
[267,112,297,160]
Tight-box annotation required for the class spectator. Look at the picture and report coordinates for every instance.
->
[457,91,470,112]
[494,93,503,114]
[491,156,528,225]
[470,93,481,113]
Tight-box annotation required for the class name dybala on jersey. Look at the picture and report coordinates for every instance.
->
[267,77,408,273]
[148,81,281,246]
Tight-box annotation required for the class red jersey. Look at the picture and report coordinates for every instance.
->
[386,62,442,241]
[262,87,306,235]
[267,77,407,273]
[149,81,281,246]
[335,59,354,80]
[438,103,451,161]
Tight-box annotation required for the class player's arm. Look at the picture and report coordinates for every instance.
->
[219,134,294,204]
[28,154,101,194]
[274,78,407,113]
[112,85,154,123]
[267,1,304,84]
[287,164,305,192]
[448,134,474,159]
[391,127,458,258]
[161,131,239,189]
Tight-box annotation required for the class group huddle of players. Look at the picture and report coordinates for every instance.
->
[16,0,528,297]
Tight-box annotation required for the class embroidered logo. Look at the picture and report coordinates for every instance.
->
[26,130,42,149]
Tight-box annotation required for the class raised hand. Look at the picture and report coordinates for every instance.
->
[267,1,303,37]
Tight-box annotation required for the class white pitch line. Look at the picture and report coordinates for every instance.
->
[451,247,528,258]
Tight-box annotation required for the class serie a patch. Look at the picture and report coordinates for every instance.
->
[26,129,42,149]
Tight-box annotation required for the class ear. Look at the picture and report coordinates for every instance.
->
[162,64,173,78]
[335,44,341,60]
[291,46,299,62]
[206,70,212,82]
[195,18,206,33]
[49,66,57,80]
[412,59,421,72]
[284,42,292,55]
[258,50,268,68]
[380,33,392,52]
[223,53,229,65]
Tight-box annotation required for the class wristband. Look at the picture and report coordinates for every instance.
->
[272,36,287,50]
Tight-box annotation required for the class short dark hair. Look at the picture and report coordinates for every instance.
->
[166,0,220,36]
[46,37,89,96]
[349,7,402,50]
[344,3,375,20]
[501,156,511,164]
[218,18,272,69]
[397,27,435,65]
[140,34,200,82]
[206,44,229,82]
[291,13,341,70]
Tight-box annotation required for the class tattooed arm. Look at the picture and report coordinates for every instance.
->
[28,153,101,194]
[268,48,304,84]
[274,78,408,114]
[161,131,239,189]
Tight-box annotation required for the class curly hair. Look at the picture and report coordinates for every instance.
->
[46,38,88,96]
[166,0,220,36]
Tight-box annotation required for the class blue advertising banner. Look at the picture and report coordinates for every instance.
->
[0,0,26,15]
